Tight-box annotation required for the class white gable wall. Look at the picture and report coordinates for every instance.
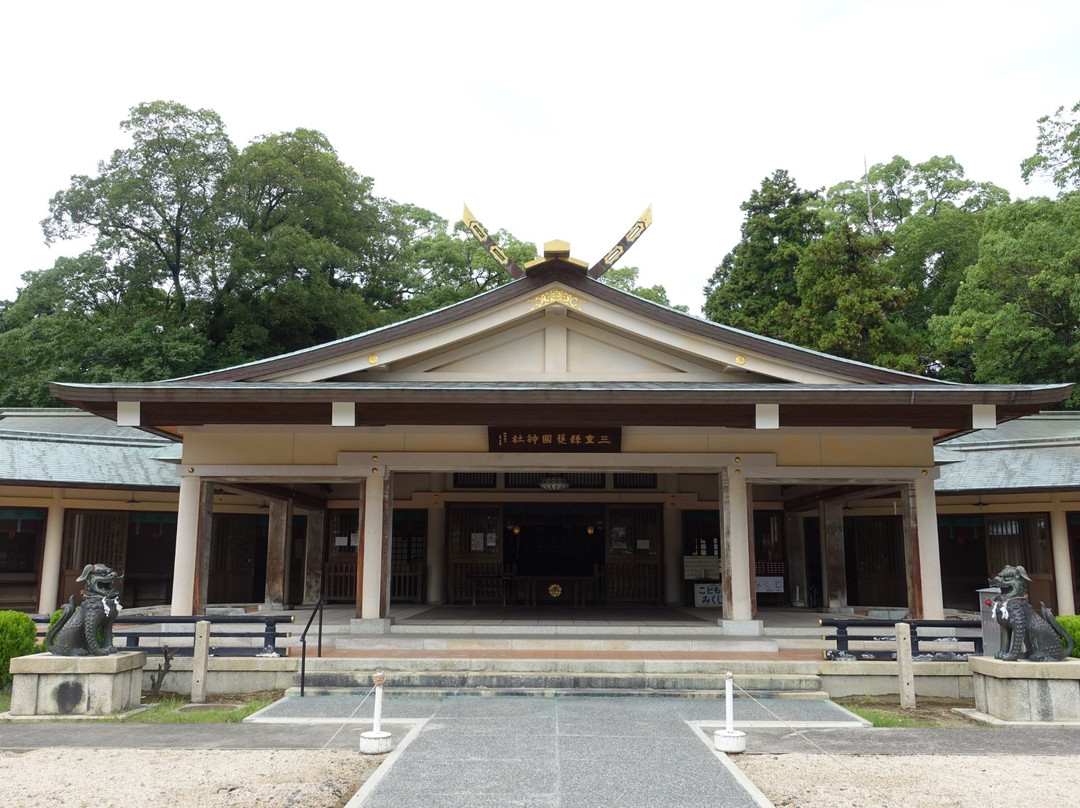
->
[261,282,862,385]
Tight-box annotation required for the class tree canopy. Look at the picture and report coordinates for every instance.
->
[601,266,689,312]
[3,100,693,405]
[702,102,1080,404]
[1021,100,1080,191]
[6,98,1080,408]
[2,102,537,404]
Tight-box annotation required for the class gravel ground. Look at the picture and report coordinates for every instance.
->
[0,749,382,808]
[735,754,1080,808]
[2,746,1077,808]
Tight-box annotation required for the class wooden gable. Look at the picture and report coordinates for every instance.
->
[223,261,902,386]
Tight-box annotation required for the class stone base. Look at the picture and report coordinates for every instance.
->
[720,619,764,637]
[359,730,393,754]
[714,729,747,753]
[350,618,394,634]
[9,651,146,716]
[968,655,1080,722]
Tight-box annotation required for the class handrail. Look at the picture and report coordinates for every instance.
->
[298,594,325,697]
[31,613,294,657]
[819,617,983,660]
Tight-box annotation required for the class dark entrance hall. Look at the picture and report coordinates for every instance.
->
[502,503,605,577]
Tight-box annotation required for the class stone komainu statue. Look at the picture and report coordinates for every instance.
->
[45,563,124,656]
[990,565,1074,662]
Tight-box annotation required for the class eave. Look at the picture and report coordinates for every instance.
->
[48,380,1073,437]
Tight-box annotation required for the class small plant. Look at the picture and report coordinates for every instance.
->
[0,610,38,687]
[1057,614,1080,658]
[32,609,65,653]
[147,646,175,699]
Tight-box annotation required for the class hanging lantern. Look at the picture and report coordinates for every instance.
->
[539,474,569,492]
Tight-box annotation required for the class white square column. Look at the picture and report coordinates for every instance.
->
[720,467,758,631]
[360,471,389,620]
[171,474,204,616]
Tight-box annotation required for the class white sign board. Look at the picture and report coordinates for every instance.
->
[693,582,724,607]
[756,576,784,593]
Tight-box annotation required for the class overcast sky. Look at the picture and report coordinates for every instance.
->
[2,1,1077,315]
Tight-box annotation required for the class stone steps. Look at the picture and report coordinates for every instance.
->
[283,618,833,698]
[294,656,825,697]
[329,634,781,653]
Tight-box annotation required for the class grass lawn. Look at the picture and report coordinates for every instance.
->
[0,687,284,723]
[834,695,986,728]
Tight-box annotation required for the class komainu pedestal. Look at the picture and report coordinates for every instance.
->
[969,656,1080,722]
[9,651,146,716]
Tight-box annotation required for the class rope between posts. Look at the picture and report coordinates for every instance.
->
[321,682,378,751]
[728,677,899,807]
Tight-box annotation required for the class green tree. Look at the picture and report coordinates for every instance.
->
[3,101,500,404]
[208,128,393,362]
[42,101,236,313]
[787,225,913,368]
[1021,100,1080,191]
[822,156,1008,372]
[600,266,689,312]
[0,255,208,406]
[400,220,535,314]
[929,193,1080,404]
[703,170,824,340]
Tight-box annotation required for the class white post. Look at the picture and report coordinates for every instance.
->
[1050,502,1075,616]
[914,476,945,620]
[895,622,916,709]
[725,671,735,731]
[721,468,760,633]
[359,671,392,754]
[191,620,211,704]
[171,475,202,616]
[37,493,65,613]
[714,670,746,753]
[361,474,386,619]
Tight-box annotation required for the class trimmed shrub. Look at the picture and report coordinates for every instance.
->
[1058,614,1080,659]
[0,610,38,687]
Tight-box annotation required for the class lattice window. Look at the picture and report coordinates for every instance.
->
[453,473,497,489]
[505,472,604,489]
[63,511,126,571]
[613,473,657,489]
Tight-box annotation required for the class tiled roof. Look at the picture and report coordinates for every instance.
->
[935,412,1080,492]
[0,409,180,489]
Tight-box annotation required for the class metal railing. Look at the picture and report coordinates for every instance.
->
[33,613,294,657]
[298,595,325,697]
[819,617,983,661]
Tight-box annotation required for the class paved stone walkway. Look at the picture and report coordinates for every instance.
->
[249,693,864,807]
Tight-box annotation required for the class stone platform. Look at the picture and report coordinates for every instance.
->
[969,655,1080,722]
[9,651,146,716]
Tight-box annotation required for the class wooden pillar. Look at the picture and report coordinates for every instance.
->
[901,484,923,619]
[172,475,204,616]
[663,475,683,605]
[265,499,292,608]
[192,481,214,614]
[1050,500,1075,616]
[720,468,753,621]
[746,483,757,619]
[37,493,65,613]
[784,511,809,607]
[359,472,388,619]
[302,509,326,605]
[426,478,446,604]
[820,500,847,610]
[381,472,394,617]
